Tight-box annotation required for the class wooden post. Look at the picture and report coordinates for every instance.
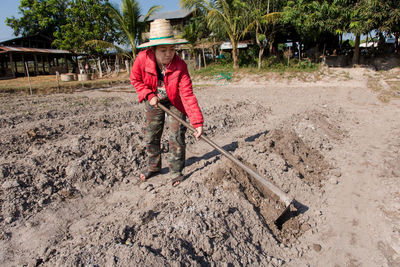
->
[47,55,51,74]
[25,62,32,95]
[41,55,45,73]
[56,71,60,92]
[115,54,120,75]
[125,60,130,74]
[33,54,39,75]
[13,53,18,76]
[97,58,103,78]
[22,54,27,76]
[202,47,207,68]
[64,55,69,73]
[198,53,201,70]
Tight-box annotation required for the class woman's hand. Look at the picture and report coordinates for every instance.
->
[194,126,203,140]
[149,96,160,107]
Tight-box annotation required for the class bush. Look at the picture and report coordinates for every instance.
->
[238,46,258,67]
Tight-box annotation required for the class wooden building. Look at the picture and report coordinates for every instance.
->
[0,34,77,79]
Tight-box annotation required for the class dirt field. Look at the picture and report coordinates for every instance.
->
[0,67,400,266]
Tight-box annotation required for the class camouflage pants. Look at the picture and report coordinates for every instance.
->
[144,100,187,178]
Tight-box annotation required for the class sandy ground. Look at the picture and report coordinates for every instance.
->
[0,67,399,266]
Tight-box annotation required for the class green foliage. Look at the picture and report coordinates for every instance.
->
[262,56,317,72]
[181,15,209,55]
[359,0,400,33]
[107,0,161,59]
[5,0,68,37]
[6,0,121,54]
[180,0,253,69]
[53,0,119,53]
[190,55,318,80]
[191,61,233,77]
[238,46,258,67]
[282,0,333,41]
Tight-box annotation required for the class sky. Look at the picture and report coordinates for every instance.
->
[0,0,181,41]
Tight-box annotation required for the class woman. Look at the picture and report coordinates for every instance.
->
[130,19,204,186]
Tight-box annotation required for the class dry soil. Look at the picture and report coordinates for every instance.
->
[0,67,400,266]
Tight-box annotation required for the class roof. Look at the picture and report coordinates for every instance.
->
[0,46,71,54]
[140,9,193,22]
[0,33,53,44]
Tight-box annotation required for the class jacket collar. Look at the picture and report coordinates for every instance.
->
[144,49,178,75]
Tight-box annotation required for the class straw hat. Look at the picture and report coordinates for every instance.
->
[137,19,188,48]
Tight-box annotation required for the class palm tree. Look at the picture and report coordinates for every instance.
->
[108,0,161,59]
[180,0,251,69]
[181,15,209,68]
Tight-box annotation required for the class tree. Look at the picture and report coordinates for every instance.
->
[5,0,68,37]
[180,0,252,69]
[328,0,368,64]
[107,0,161,59]
[247,0,283,69]
[181,13,209,68]
[53,0,120,53]
[359,0,400,53]
[282,0,333,60]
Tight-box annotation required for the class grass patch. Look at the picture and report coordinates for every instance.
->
[190,58,320,81]
[367,77,383,92]
[0,73,130,95]
[190,62,234,78]
[367,78,400,103]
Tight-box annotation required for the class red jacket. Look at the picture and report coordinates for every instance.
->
[130,49,204,128]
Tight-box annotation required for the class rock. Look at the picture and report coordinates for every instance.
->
[330,169,341,177]
[139,183,148,190]
[146,184,154,192]
[44,186,53,196]
[300,223,312,232]
[0,230,11,240]
[25,221,34,228]
[271,257,279,266]
[298,250,303,257]
[4,217,13,224]
[2,180,19,190]
[392,169,400,177]
[0,166,9,179]
[313,243,322,252]
[37,174,49,189]
[38,198,49,206]
[329,176,339,185]
[314,210,323,216]
[65,160,82,178]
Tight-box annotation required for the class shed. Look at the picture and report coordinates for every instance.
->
[0,34,77,79]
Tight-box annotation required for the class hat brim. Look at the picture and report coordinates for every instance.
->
[137,38,188,49]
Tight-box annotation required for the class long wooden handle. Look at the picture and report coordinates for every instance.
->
[158,103,293,207]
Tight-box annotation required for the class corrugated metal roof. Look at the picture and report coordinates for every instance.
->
[0,46,71,54]
[140,9,193,22]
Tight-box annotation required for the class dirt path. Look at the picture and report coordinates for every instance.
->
[0,67,399,266]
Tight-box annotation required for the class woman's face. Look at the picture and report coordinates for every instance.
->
[155,45,176,66]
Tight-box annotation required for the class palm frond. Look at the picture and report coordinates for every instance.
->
[85,40,133,60]
[143,5,162,21]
